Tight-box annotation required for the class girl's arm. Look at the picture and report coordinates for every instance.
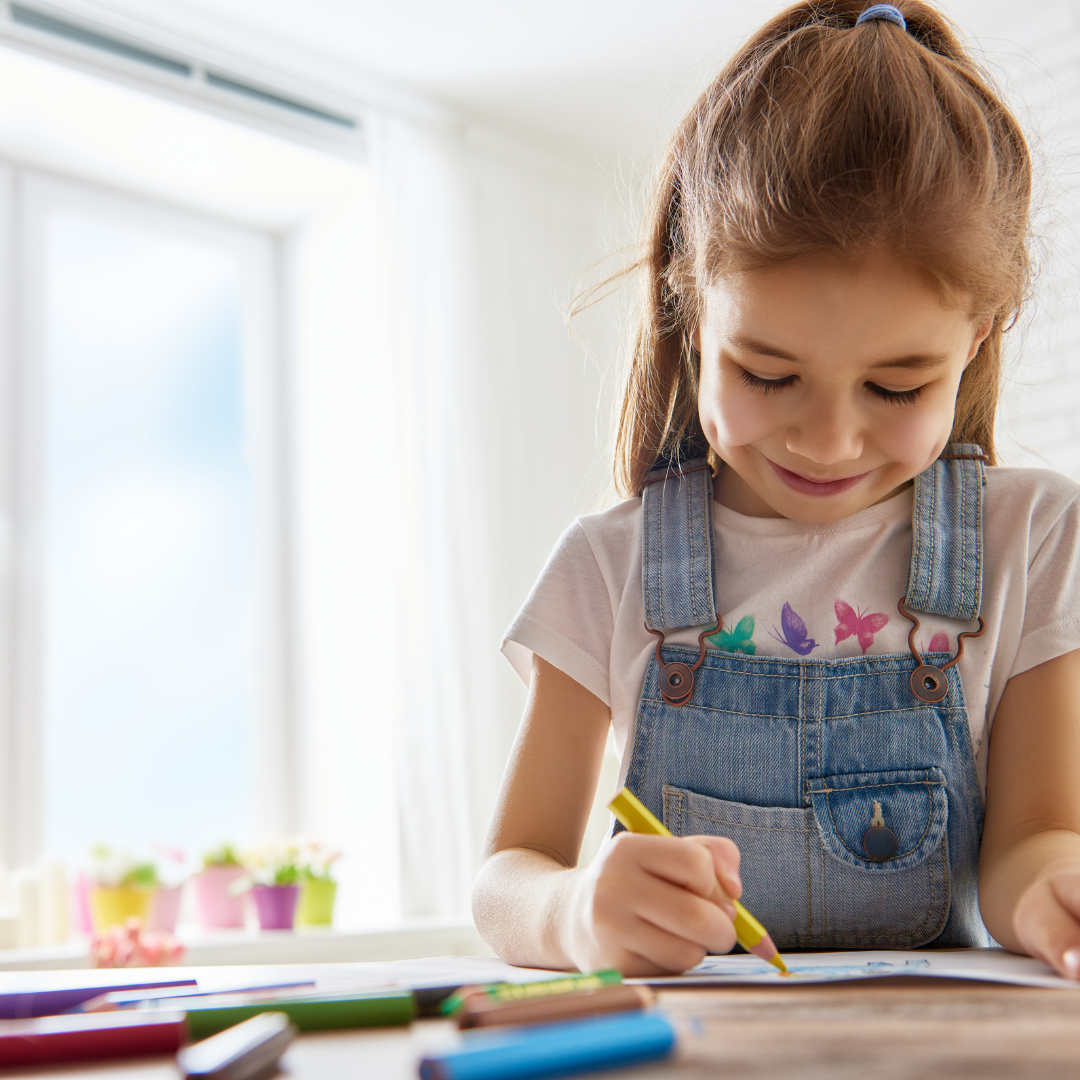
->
[472,654,741,974]
[979,648,1080,976]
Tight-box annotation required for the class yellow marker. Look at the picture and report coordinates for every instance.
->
[608,787,787,973]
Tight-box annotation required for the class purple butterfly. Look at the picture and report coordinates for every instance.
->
[769,602,819,656]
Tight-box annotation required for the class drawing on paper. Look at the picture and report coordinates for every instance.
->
[681,955,932,982]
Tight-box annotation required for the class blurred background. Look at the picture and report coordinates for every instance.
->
[0,0,1075,962]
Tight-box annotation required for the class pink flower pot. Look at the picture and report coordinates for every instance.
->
[147,885,183,933]
[192,867,246,930]
[72,873,93,935]
[251,885,298,931]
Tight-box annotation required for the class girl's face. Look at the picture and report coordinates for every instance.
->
[694,252,992,523]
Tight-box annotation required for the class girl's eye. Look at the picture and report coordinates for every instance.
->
[867,383,923,406]
[738,369,796,394]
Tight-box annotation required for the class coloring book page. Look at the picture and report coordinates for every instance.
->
[630,948,1077,989]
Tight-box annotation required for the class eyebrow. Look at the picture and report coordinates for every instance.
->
[731,336,951,371]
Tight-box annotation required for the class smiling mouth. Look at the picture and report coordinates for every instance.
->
[768,459,870,497]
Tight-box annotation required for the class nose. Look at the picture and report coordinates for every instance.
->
[785,391,864,465]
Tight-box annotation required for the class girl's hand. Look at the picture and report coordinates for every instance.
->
[566,831,742,976]
[1012,857,1080,980]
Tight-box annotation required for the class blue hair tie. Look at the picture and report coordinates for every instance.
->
[855,4,907,30]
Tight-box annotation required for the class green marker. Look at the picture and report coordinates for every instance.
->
[142,989,416,1040]
[439,970,622,1017]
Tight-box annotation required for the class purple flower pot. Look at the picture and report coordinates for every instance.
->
[250,885,298,931]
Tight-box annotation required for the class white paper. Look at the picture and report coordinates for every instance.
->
[628,948,1078,989]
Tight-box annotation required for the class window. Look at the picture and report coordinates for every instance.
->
[20,173,278,864]
[0,40,393,929]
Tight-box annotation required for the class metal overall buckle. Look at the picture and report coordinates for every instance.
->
[897,598,985,703]
[644,618,720,706]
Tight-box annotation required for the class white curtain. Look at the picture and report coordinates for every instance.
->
[371,113,621,919]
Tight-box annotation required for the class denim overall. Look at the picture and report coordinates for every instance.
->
[620,444,991,948]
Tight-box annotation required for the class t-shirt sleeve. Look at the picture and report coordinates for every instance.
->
[501,521,614,705]
[1012,489,1080,677]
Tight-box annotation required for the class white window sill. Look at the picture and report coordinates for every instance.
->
[0,919,492,971]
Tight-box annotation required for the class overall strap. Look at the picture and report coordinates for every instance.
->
[641,458,717,631]
[905,442,987,621]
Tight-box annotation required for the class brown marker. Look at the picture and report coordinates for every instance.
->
[456,984,654,1029]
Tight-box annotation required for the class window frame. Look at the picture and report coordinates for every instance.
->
[0,164,297,868]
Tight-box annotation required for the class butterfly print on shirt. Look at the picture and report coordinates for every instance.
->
[834,599,889,655]
[769,603,819,656]
[708,614,756,655]
[921,631,950,655]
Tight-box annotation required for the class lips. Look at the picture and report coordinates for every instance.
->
[768,459,870,497]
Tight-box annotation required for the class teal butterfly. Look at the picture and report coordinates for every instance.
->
[707,614,756,655]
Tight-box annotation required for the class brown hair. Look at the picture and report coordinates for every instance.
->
[614,0,1032,496]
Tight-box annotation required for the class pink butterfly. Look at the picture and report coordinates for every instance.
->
[834,599,889,655]
[924,632,950,654]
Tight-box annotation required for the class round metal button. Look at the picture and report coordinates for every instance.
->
[658,662,694,705]
[863,825,899,861]
[864,825,898,859]
[910,664,948,703]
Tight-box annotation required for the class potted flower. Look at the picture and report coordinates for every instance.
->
[295,842,341,928]
[86,846,159,934]
[236,842,302,931]
[192,843,246,930]
[147,845,187,935]
[90,918,185,968]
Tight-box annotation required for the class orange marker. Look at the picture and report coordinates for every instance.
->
[608,788,787,973]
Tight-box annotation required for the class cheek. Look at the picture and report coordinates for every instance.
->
[871,395,957,466]
[699,375,780,448]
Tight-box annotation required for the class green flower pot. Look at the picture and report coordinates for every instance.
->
[296,879,337,927]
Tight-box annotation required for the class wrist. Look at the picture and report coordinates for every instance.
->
[560,863,601,973]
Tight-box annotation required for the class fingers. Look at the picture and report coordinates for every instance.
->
[613,915,709,976]
[627,864,738,954]
[622,833,731,901]
[1016,867,1080,979]
[579,895,713,977]
[577,832,740,973]
[690,834,743,901]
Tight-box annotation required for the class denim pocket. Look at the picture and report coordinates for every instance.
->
[806,767,948,873]
[663,780,950,948]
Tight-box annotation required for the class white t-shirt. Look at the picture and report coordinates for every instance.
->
[502,467,1080,794]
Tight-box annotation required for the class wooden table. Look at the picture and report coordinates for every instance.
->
[8,977,1080,1079]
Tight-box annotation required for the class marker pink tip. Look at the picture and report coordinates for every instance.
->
[748,936,787,972]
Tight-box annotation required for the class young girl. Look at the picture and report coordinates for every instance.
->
[473,0,1080,979]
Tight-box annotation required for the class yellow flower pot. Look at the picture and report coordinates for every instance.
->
[296,879,336,927]
[88,886,155,933]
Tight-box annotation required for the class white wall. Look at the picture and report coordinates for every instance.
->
[984,0,1080,477]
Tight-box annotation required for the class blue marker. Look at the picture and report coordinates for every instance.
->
[418,1009,677,1080]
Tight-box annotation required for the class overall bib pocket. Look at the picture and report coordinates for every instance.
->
[806,767,948,871]
[663,775,951,949]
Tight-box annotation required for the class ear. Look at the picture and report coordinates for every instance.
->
[690,323,700,352]
[965,314,994,367]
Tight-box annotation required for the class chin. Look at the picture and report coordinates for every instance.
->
[777,497,867,525]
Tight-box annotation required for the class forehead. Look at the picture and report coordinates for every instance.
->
[700,253,975,362]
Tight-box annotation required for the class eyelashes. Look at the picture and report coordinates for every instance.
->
[736,368,923,406]
[737,369,795,395]
[867,384,922,406]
